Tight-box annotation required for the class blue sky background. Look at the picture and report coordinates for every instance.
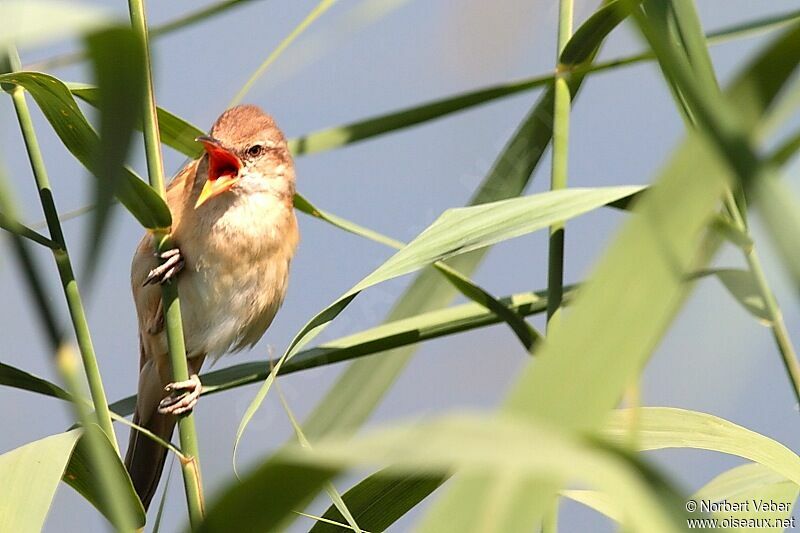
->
[2,0,800,531]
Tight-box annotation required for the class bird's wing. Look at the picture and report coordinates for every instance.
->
[130,159,200,343]
[126,159,203,510]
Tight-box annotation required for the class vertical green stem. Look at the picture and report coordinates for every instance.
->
[543,3,573,528]
[546,0,574,326]
[127,0,205,525]
[57,345,139,532]
[541,496,559,533]
[6,48,118,452]
[724,192,800,404]
[0,169,137,530]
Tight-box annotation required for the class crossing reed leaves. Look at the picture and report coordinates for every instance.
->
[3,1,800,531]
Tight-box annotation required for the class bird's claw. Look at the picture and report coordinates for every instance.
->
[143,248,184,286]
[158,374,202,415]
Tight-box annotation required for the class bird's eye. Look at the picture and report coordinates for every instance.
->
[246,144,264,158]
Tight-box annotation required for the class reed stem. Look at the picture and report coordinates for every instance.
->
[546,0,574,327]
[724,192,800,405]
[127,0,205,525]
[6,47,119,452]
[0,162,137,531]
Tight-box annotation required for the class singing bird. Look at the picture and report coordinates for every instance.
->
[125,105,299,509]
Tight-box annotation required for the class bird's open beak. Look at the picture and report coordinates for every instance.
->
[195,135,243,208]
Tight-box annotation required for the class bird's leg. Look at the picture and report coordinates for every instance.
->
[143,248,185,286]
[158,374,202,415]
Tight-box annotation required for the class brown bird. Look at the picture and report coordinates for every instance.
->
[125,105,299,509]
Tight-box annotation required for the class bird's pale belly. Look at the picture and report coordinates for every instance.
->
[177,253,289,361]
[171,190,296,361]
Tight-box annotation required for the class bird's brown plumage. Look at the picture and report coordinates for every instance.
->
[125,105,299,509]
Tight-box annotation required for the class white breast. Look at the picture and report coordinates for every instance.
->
[177,191,297,361]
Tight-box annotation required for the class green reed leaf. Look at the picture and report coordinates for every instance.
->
[0,72,171,230]
[235,186,642,462]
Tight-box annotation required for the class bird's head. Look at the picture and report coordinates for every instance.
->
[194,104,294,209]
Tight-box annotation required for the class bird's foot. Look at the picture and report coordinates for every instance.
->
[143,248,184,286]
[158,374,202,415]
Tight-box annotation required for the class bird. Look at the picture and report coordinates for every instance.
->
[125,105,299,510]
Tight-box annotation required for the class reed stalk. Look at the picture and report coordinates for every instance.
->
[723,192,800,405]
[0,162,137,531]
[6,47,119,451]
[546,0,574,326]
[127,0,205,525]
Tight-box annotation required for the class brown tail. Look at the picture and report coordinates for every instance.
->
[125,358,176,510]
[125,350,206,510]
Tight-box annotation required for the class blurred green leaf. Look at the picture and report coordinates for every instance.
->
[726,28,800,140]
[0,72,171,230]
[644,0,800,418]
[314,406,800,532]
[310,471,445,533]
[298,0,610,463]
[0,430,82,532]
[0,163,143,529]
[276,385,363,533]
[634,0,758,182]
[564,463,799,529]
[659,1,800,405]
[697,462,799,510]
[4,46,124,455]
[755,121,800,293]
[0,364,146,526]
[660,0,720,93]
[298,92,583,444]
[63,425,146,527]
[278,414,685,533]
[606,408,800,485]
[0,425,144,529]
[236,186,643,456]
[0,1,109,51]
[84,26,146,281]
[421,19,800,531]
[697,463,798,530]
[197,461,337,533]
